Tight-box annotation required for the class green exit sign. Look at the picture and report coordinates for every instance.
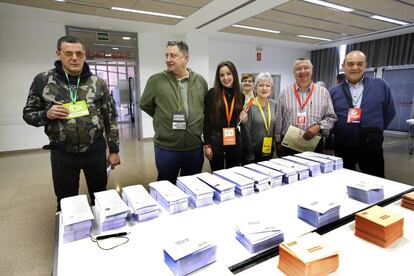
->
[96,32,110,41]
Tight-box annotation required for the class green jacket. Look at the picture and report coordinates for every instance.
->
[140,69,208,151]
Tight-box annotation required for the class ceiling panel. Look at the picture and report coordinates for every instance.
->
[131,0,198,17]
[151,0,211,8]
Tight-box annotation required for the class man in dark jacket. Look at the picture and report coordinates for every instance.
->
[23,36,120,210]
[330,51,396,177]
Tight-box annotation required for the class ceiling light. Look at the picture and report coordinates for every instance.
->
[122,37,131,40]
[54,0,65,2]
[232,24,280,34]
[111,7,185,19]
[297,35,331,41]
[112,47,120,50]
[303,0,353,12]
[370,15,408,25]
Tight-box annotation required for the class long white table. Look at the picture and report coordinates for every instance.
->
[53,169,413,276]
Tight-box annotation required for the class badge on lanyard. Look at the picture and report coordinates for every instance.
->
[222,127,236,146]
[262,137,273,155]
[172,112,186,130]
[296,112,307,126]
[294,84,314,127]
[63,100,89,119]
[347,108,362,123]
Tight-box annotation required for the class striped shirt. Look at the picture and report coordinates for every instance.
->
[275,82,337,142]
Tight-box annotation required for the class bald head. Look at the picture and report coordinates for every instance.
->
[342,51,367,84]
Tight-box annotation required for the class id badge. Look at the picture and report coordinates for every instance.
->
[296,112,307,126]
[347,108,362,123]
[222,127,236,146]
[172,112,186,130]
[262,137,273,156]
[63,100,89,119]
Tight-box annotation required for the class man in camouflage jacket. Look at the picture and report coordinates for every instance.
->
[23,36,120,210]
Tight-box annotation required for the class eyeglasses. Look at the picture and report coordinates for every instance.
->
[61,50,85,59]
[242,80,253,83]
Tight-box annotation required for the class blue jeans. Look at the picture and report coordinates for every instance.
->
[154,146,204,184]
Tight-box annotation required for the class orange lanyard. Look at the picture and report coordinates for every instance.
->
[294,83,315,111]
[222,91,235,127]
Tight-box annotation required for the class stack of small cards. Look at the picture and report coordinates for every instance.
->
[282,155,321,177]
[401,192,414,210]
[94,189,129,232]
[121,185,160,222]
[149,180,189,214]
[176,175,215,208]
[258,160,298,184]
[295,152,334,173]
[278,232,339,276]
[163,236,217,276]
[271,158,309,180]
[196,172,236,202]
[300,151,343,170]
[355,205,404,247]
[214,169,255,196]
[347,181,384,204]
[235,220,284,253]
[244,163,283,188]
[60,195,94,243]
[229,166,271,192]
[298,200,340,228]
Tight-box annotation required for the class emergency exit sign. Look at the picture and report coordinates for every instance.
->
[97,32,110,41]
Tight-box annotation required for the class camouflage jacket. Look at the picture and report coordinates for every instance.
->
[23,61,119,153]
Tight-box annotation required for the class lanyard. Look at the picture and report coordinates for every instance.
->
[222,90,235,127]
[352,90,363,107]
[65,72,80,104]
[256,98,271,134]
[294,83,315,111]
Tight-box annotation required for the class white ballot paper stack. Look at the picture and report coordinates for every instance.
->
[229,166,271,192]
[347,181,384,204]
[121,184,160,222]
[282,155,321,177]
[236,220,284,253]
[61,195,94,243]
[149,180,189,214]
[258,160,298,184]
[163,236,217,276]
[176,175,215,208]
[298,200,340,228]
[270,158,310,180]
[244,163,284,188]
[195,172,236,202]
[298,151,343,170]
[214,169,255,196]
[295,152,334,173]
[94,189,129,232]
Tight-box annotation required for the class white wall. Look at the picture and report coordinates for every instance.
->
[0,2,309,150]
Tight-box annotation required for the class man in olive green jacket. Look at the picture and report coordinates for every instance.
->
[140,40,208,183]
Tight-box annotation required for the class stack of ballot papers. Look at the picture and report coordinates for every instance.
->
[94,189,129,232]
[401,192,414,210]
[163,236,217,276]
[149,180,189,214]
[282,155,321,177]
[355,205,404,247]
[235,220,284,253]
[121,185,160,222]
[295,152,334,173]
[195,172,235,202]
[60,195,94,243]
[229,166,271,192]
[300,151,343,170]
[298,200,340,228]
[244,163,283,188]
[214,169,255,196]
[347,182,384,204]
[176,175,215,208]
[270,158,310,180]
[278,232,339,276]
[258,161,298,184]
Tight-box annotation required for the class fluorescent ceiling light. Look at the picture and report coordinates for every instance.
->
[303,0,353,12]
[122,36,131,40]
[297,35,332,41]
[112,47,120,50]
[111,7,185,19]
[233,24,280,34]
[54,0,65,2]
[370,15,408,25]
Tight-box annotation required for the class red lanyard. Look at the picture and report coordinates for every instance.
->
[294,83,315,111]
[222,91,235,127]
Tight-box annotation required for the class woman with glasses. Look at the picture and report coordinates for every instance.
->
[203,61,247,171]
[241,73,255,107]
[244,72,277,163]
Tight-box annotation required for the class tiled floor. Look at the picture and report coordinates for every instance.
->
[0,125,413,275]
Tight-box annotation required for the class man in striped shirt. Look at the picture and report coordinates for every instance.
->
[275,58,337,157]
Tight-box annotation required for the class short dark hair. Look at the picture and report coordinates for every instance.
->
[57,36,85,51]
[241,73,255,82]
[166,40,189,55]
[336,73,345,84]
